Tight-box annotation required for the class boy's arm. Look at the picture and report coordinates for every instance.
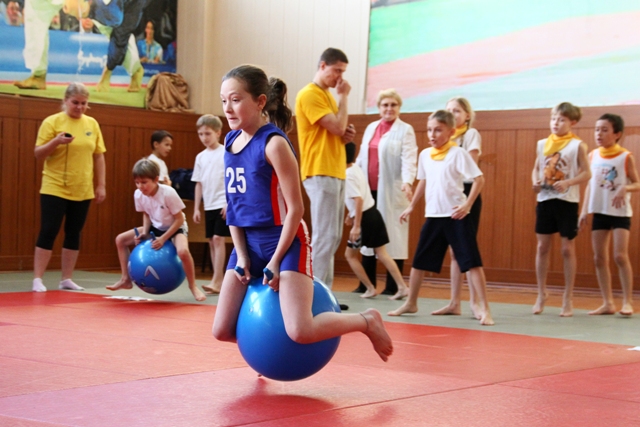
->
[553,142,591,193]
[193,182,203,224]
[613,154,640,208]
[349,196,364,244]
[452,175,485,220]
[152,212,184,249]
[532,157,542,193]
[142,213,151,237]
[400,179,425,223]
[579,182,591,229]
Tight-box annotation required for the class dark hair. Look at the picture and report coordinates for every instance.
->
[319,48,349,67]
[223,65,293,132]
[133,158,160,179]
[150,130,173,149]
[428,110,455,129]
[598,113,624,135]
[345,142,356,164]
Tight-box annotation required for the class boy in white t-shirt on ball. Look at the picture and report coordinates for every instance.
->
[107,158,206,302]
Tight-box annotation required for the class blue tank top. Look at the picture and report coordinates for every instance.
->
[225,123,296,227]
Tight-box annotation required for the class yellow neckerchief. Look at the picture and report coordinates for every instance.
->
[452,123,468,142]
[543,132,579,156]
[599,143,627,158]
[430,140,457,161]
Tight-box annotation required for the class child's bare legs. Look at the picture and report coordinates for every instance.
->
[344,247,377,298]
[433,250,478,317]
[107,228,138,291]
[279,271,393,361]
[466,267,494,326]
[202,235,226,294]
[212,269,247,342]
[173,234,206,301]
[559,237,576,317]
[613,229,634,315]
[589,229,616,315]
[388,268,424,316]
[374,246,408,300]
[533,233,552,314]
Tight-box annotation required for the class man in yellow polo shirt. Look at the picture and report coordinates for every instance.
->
[295,48,355,288]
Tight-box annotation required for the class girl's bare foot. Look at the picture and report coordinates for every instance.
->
[190,286,207,302]
[480,309,495,326]
[431,302,461,316]
[361,309,393,362]
[387,302,418,316]
[532,293,548,314]
[361,288,377,299]
[107,279,133,291]
[388,288,408,301]
[588,303,616,315]
[202,283,221,295]
[560,301,573,317]
[619,302,633,316]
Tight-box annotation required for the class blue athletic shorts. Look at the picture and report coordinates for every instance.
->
[226,222,312,278]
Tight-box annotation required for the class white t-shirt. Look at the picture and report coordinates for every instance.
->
[587,149,633,217]
[148,153,169,183]
[535,138,581,203]
[345,164,375,218]
[454,128,482,184]
[191,146,226,210]
[134,184,186,230]
[417,146,483,217]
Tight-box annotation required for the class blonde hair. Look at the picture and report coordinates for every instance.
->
[447,96,475,126]
[62,82,89,112]
[552,102,582,122]
[428,110,455,129]
[376,88,403,108]
[196,114,223,131]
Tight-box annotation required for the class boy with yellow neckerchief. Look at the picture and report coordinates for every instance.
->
[388,110,494,326]
[531,102,591,317]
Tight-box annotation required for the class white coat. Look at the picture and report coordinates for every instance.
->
[356,118,417,259]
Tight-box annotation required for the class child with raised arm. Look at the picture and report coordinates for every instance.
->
[147,130,173,186]
[531,102,591,316]
[344,142,409,300]
[388,110,494,326]
[107,159,206,302]
[211,65,393,361]
[433,96,483,318]
[579,114,640,316]
[191,114,230,295]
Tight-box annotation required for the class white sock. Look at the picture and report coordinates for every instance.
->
[32,278,47,292]
[59,279,84,291]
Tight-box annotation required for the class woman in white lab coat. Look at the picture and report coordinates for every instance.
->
[355,89,417,298]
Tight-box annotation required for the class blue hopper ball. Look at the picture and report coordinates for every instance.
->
[236,277,341,381]
[128,239,185,295]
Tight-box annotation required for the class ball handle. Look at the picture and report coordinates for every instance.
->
[263,268,274,281]
[234,265,245,276]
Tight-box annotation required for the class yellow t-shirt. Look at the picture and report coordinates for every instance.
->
[36,112,106,201]
[295,83,346,180]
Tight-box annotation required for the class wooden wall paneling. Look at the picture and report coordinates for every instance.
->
[18,120,41,265]
[0,118,20,266]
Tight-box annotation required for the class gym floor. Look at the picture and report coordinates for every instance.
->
[0,270,639,426]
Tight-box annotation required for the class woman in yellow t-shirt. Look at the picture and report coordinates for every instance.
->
[32,82,107,292]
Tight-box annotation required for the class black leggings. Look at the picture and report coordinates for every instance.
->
[36,194,91,250]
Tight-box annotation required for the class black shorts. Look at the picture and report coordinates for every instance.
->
[150,225,186,240]
[535,199,578,240]
[412,216,483,273]
[360,207,389,248]
[205,209,231,238]
[463,182,482,236]
[592,213,631,231]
